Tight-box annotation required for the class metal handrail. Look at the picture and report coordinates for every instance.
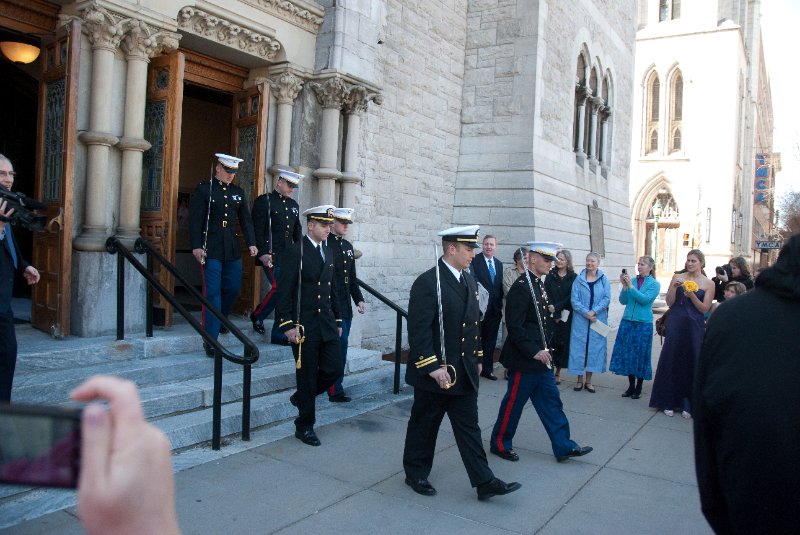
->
[106,237,259,450]
[355,278,407,394]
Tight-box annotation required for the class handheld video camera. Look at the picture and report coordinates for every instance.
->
[0,186,47,232]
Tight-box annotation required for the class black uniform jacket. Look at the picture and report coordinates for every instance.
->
[328,235,365,320]
[470,253,504,318]
[274,236,341,342]
[188,178,256,261]
[499,271,553,374]
[0,226,28,315]
[251,190,301,263]
[405,259,483,395]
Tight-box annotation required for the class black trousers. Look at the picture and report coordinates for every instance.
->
[480,312,502,370]
[0,313,17,402]
[292,337,343,431]
[403,387,494,487]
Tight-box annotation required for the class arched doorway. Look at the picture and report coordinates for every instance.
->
[644,189,680,277]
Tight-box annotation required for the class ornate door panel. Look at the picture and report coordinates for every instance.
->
[231,83,269,314]
[31,19,80,337]
[141,51,185,326]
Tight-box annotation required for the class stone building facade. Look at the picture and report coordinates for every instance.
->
[628,0,776,278]
[0,0,636,352]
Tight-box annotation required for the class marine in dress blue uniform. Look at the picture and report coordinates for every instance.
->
[188,154,257,353]
[326,208,366,402]
[249,170,303,342]
[490,242,592,462]
[274,205,343,447]
[403,225,521,501]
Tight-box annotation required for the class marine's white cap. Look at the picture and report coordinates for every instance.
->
[332,207,354,223]
[215,153,244,171]
[526,241,563,261]
[278,170,303,187]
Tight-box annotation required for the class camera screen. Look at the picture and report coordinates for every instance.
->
[0,405,81,488]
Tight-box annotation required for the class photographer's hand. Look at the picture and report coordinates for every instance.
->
[71,376,181,535]
[0,199,15,232]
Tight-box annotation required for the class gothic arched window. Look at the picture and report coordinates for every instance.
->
[645,71,660,154]
[670,70,683,153]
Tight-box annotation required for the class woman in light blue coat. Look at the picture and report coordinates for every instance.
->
[568,252,611,393]
[609,256,660,399]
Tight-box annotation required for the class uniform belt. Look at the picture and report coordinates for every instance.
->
[222,221,228,228]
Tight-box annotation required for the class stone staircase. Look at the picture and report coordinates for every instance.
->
[1,316,407,527]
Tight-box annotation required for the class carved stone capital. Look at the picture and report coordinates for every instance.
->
[122,21,181,61]
[177,7,282,60]
[343,85,382,115]
[590,96,605,112]
[309,77,349,109]
[269,72,304,105]
[575,83,591,105]
[79,3,128,51]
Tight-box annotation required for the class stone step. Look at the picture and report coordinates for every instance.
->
[137,347,384,419]
[156,363,396,451]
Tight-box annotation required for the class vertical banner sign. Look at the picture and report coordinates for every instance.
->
[754,153,769,204]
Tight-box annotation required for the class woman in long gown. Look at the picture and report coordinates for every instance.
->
[649,249,714,418]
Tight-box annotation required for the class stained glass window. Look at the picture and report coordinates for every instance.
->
[236,124,257,202]
[43,79,65,202]
[142,100,166,211]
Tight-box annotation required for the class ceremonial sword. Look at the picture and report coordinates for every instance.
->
[519,247,553,370]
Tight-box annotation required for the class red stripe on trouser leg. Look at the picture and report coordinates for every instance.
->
[495,370,521,453]
[328,385,335,396]
[199,264,207,328]
[253,268,277,315]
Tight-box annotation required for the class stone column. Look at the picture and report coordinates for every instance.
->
[587,96,604,164]
[341,85,381,208]
[115,23,180,245]
[74,5,125,251]
[574,85,591,162]
[267,72,304,186]
[309,76,348,204]
[599,107,612,171]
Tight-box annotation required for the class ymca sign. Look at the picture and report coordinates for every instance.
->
[755,240,782,249]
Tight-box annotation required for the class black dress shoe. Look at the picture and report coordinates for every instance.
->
[631,391,642,399]
[295,429,321,446]
[250,314,265,335]
[289,393,298,407]
[480,372,498,381]
[490,448,520,462]
[202,341,214,357]
[329,394,351,403]
[621,387,635,398]
[556,445,593,462]
[405,477,436,496]
[477,478,521,501]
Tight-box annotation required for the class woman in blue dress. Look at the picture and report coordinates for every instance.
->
[609,256,660,399]
[568,252,611,393]
[649,249,714,418]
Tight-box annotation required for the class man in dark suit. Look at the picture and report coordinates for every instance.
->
[0,154,41,401]
[470,235,503,379]
[275,205,343,446]
[249,170,303,342]
[403,225,520,501]
[326,207,366,403]
[188,153,257,355]
[489,242,592,463]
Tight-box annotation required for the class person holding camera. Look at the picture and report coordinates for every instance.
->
[0,154,40,401]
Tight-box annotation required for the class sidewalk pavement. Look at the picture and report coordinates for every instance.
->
[3,340,712,535]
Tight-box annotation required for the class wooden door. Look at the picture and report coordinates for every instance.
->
[231,82,269,314]
[140,51,185,326]
[31,19,80,337]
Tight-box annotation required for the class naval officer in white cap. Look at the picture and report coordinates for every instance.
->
[273,205,344,446]
[403,225,521,501]
[188,153,257,354]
